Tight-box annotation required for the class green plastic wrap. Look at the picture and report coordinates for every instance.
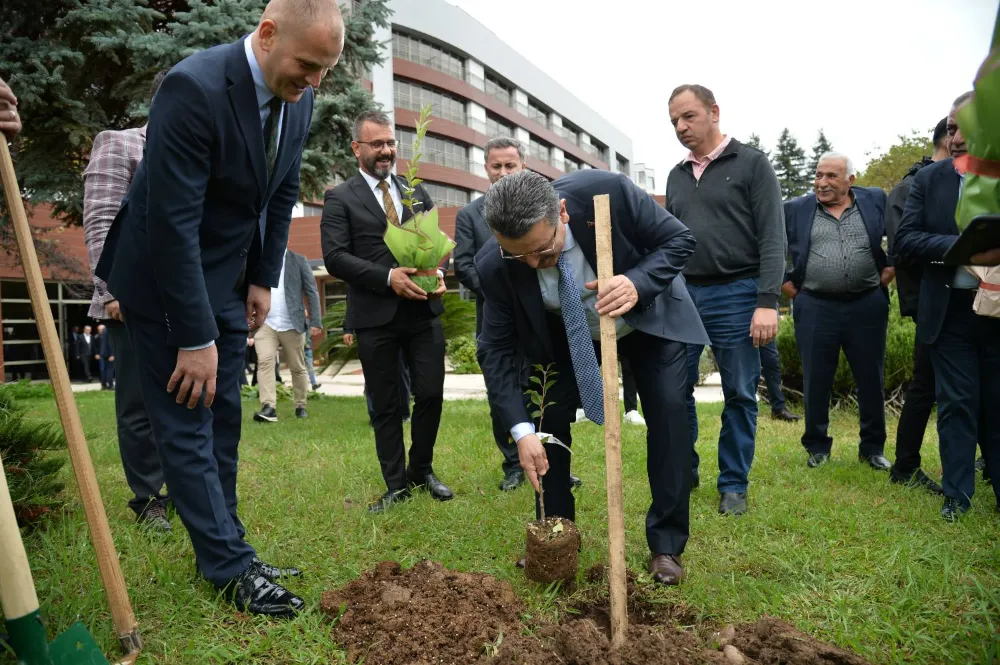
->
[382,207,456,293]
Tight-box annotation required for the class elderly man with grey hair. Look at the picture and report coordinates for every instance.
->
[782,152,894,471]
[474,168,709,586]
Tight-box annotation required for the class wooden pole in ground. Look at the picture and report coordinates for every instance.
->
[0,140,142,663]
[593,193,627,648]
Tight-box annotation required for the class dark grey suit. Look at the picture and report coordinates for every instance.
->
[281,249,321,333]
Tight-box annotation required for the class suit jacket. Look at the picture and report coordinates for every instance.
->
[82,126,145,320]
[96,39,314,347]
[99,332,114,360]
[281,249,322,334]
[320,172,441,329]
[453,196,490,300]
[76,334,95,360]
[886,162,934,318]
[475,169,710,431]
[783,186,889,289]
[895,158,962,345]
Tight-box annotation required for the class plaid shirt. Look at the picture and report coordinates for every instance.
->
[82,126,145,319]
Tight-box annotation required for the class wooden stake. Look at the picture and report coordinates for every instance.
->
[0,140,142,660]
[593,193,627,648]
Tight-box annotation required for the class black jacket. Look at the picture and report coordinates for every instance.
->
[885,157,934,319]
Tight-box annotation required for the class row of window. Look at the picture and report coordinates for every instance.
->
[393,79,467,125]
[391,32,464,80]
[395,128,471,172]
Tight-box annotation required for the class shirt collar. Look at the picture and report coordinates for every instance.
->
[359,168,393,192]
[244,36,276,110]
[685,134,732,164]
[561,223,576,253]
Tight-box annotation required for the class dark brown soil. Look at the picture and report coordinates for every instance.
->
[524,517,580,583]
[319,560,874,665]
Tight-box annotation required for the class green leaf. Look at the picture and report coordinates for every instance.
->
[544,380,556,390]
[529,376,542,385]
[530,393,542,406]
[530,410,541,419]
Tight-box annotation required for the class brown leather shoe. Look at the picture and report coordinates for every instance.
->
[648,553,684,586]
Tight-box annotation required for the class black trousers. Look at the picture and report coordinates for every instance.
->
[357,304,445,490]
[534,315,691,556]
[893,340,937,476]
[364,349,411,422]
[477,301,521,474]
[621,354,638,414]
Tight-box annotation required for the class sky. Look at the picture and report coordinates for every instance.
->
[446,0,998,185]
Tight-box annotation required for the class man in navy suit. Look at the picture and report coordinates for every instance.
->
[97,0,345,616]
[475,169,709,586]
[782,153,895,471]
[896,91,1000,521]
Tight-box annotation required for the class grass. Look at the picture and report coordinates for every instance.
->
[4,392,1000,664]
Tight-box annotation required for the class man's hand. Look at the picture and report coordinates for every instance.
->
[781,281,798,300]
[309,326,322,337]
[970,248,1000,266]
[585,275,638,318]
[94,354,100,360]
[343,333,354,346]
[749,307,778,348]
[428,272,447,298]
[108,356,114,362]
[880,267,896,287]
[0,76,21,140]
[104,300,123,322]
[167,345,218,409]
[517,433,549,493]
[246,284,271,331]
[389,267,428,301]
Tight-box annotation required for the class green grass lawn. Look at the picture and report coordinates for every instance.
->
[6,392,1000,664]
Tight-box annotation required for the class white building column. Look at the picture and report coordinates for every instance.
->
[466,59,485,91]
[469,146,485,176]
[609,147,619,173]
[551,146,565,172]
[513,88,529,113]
[515,127,531,148]
[467,100,486,135]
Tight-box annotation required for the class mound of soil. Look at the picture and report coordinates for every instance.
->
[319,561,873,665]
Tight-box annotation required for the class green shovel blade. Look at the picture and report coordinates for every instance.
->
[47,623,110,665]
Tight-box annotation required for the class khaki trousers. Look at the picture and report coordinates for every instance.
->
[255,324,308,409]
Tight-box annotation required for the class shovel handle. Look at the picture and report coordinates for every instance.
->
[0,450,40,619]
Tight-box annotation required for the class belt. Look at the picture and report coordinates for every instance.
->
[800,286,878,302]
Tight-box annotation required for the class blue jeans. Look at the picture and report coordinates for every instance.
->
[759,340,785,413]
[304,337,318,386]
[685,278,761,493]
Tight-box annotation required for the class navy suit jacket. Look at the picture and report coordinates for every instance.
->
[475,170,710,431]
[894,158,962,345]
[783,186,889,288]
[96,39,314,347]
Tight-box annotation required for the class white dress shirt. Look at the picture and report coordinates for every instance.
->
[264,252,294,332]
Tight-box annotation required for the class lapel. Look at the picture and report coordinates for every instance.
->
[567,211,598,275]
[395,174,421,224]
[350,173,390,227]
[799,194,818,255]
[264,103,291,201]
[225,40,267,202]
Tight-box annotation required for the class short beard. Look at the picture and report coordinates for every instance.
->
[364,153,394,179]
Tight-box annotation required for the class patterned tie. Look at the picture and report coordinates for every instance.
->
[377,180,401,226]
[557,253,604,425]
[263,96,283,178]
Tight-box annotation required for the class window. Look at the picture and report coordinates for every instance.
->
[484,75,511,106]
[423,183,471,208]
[396,129,470,171]
[564,158,581,173]
[394,79,466,125]
[617,157,630,177]
[528,138,550,163]
[484,115,513,139]
[302,203,324,216]
[392,32,464,80]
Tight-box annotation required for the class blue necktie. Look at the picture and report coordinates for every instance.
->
[557,253,604,425]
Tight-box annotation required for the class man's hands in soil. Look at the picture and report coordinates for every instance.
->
[517,434,549,493]
[390,267,428,300]
[168,345,218,409]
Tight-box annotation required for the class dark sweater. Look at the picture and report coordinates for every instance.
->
[665,139,786,309]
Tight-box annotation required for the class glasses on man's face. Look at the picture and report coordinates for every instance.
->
[499,224,559,260]
[356,139,397,150]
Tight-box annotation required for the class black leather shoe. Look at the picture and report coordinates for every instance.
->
[137,501,171,533]
[223,565,304,618]
[295,407,308,419]
[499,470,525,492]
[253,405,278,423]
[368,488,411,513]
[648,554,684,586]
[569,473,583,489]
[860,453,892,471]
[252,557,302,581]
[311,383,321,391]
[890,467,944,495]
[941,497,968,522]
[691,468,700,490]
[408,472,454,501]
[807,452,830,468]
[772,408,801,422]
[719,492,747,515]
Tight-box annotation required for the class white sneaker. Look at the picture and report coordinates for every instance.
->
[624,410,646,426]
[574,408,588,424]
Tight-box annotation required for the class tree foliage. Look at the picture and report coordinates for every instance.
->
[770,128,810,200]
[806,129,834,176]
[744,133,767,157]
[855,131,934,192]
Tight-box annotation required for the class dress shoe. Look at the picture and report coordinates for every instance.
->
[624,410,647,426]
[719,492,747,516]
[311,382,321,391]
[771,408,801,422]
[941,497,968,522]
[648,553,684,586]
[499,470,525,492]
[860,453,891,471]
[253,404,278,423]
[223,565,304,618]
[368,488,411,513]
[252,557,302,581]
[407,472,454,501]
[569,473,583,489]
[889,467,944,495]
[295,407,308,419]
[136,501,171,533]
[807,452,830,468]
[691,467,699,490]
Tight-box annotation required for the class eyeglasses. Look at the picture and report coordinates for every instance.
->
[499,224,559,260]
[355,139,397,150]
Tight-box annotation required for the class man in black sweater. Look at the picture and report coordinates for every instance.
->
[665,84,786,516]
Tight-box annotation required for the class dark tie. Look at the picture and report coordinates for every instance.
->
[262,97,283,178]
[557,253,604,425]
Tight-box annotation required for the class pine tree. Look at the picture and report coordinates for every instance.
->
[807,129,834,177]
[744,133,768,158]
[770,128,810,199]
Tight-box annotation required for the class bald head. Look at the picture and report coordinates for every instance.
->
[254,0,344,102]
